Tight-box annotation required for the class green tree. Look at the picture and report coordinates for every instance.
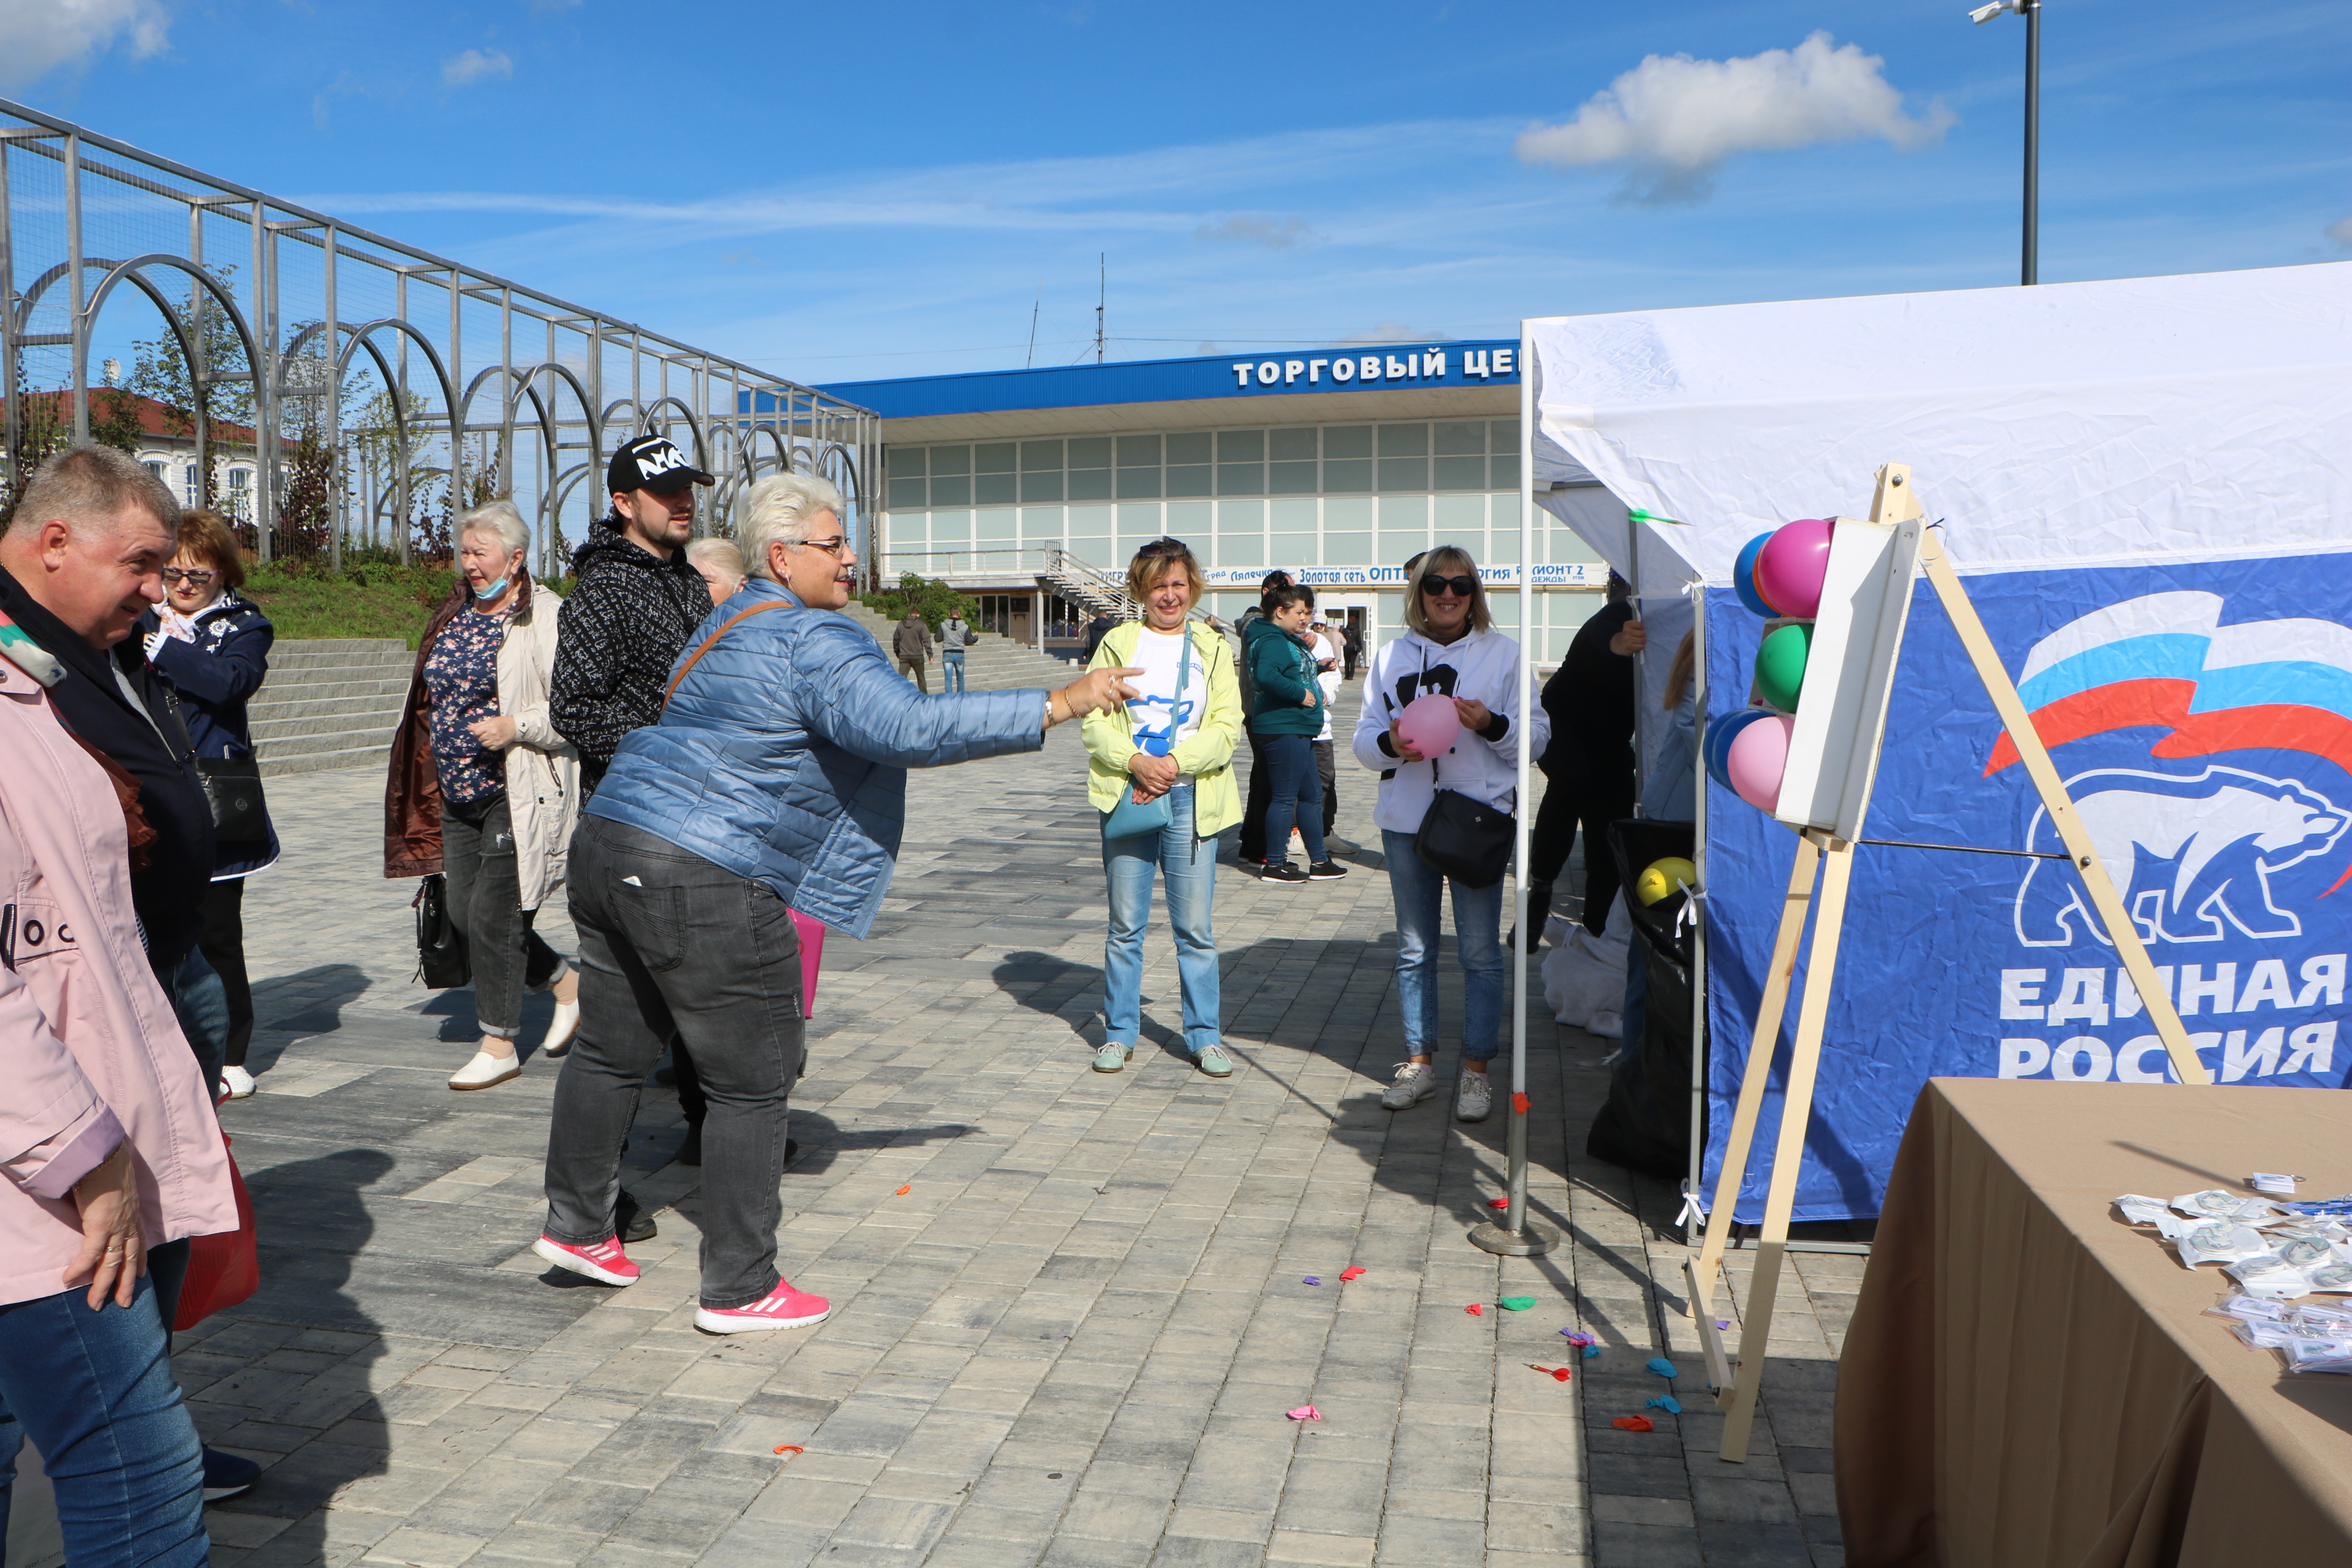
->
[123,263,258,510]
[861,572,978,632]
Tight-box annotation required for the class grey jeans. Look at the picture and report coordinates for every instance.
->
[545,815,804,1309]
[441,792,563,1038]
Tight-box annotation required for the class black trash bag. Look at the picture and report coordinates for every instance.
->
[1584,819,1698,1181]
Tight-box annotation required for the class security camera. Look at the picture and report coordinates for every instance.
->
[1969,0,2018,21]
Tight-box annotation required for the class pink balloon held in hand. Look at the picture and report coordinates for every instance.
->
[1397,693,1462,759]
[1724,713,1795,811]
[1755,518,1834,619]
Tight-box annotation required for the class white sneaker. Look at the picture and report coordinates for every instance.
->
[218,1065,256,1100]
[1381,1062,1439,1110]
[1455,1071,1493,1123]
[449,1049,520,1091]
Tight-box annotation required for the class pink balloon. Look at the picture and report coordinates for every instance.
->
[1725,713,1794,811]
[1755,518,1834,619]
[1397,693,1461,758]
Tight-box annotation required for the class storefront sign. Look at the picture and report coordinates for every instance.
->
[1201,563,1604,590]
[1227,346,1515,394]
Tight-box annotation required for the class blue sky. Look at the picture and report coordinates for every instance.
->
[9,0,2347,385]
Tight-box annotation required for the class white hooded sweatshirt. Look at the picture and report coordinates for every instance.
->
[1351,624,1549,834]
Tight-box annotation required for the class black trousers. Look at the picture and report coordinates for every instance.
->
[199,878,255,1069]
[1314,738,1338,837]
[1530,754,1637,935]
[1237,734,1273,861]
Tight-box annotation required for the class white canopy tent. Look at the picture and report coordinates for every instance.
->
[1512,262,2352,1230]
[1527,263,2352,596]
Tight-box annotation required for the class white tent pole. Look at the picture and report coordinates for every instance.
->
[1473,321,1557,1259]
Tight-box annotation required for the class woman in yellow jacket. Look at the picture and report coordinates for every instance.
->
[1082,539,1245,1075]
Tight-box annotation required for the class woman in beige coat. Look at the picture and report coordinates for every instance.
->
[383,500,583,1089]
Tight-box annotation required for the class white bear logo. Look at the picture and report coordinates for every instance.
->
[2014,766,2347,947]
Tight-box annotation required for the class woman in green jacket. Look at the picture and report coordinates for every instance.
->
[1244,585,1345,884]
[1082,540,1245,1075]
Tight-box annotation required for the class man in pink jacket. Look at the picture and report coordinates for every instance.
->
[0,456,236,1564]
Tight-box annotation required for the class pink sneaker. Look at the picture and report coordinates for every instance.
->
[533,1234,639,1287]
[694,1279,830,1334]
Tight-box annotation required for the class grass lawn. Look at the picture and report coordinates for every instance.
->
[243,561,573,648]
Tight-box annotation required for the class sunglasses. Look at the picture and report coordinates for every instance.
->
[161,568,218,586]
[1419,574,1479,598]
[1135,537,1191,557]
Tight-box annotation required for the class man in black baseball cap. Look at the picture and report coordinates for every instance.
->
[552,433,728,1191]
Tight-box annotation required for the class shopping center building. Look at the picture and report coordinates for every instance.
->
[805,340,1610,662]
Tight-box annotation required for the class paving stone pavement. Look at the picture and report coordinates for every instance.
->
[192,678,1856,1567]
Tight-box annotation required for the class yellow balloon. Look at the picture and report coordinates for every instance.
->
[1635,856,1697,906]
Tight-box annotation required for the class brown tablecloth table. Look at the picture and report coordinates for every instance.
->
[1835,1079,2352,1568]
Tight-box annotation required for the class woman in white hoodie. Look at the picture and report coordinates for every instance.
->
[1352,547,1548,1122]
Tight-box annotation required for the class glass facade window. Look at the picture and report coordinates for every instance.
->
[881,412,1605,659]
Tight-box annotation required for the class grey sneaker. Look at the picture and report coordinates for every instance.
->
[1093,1042,1134,1073]
[1381,1062,1439,1110]
[1194,1045,1234,1078]
[1454,1070,1493,1123]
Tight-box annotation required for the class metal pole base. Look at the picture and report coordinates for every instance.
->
[1468,1221,1559,1257]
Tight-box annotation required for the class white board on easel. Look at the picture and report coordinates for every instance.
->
[1771,516,1924,842]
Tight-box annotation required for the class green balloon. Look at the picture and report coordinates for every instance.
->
[1755,622,1812,713]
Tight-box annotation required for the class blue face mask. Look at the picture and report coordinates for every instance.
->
[469,572,513,606]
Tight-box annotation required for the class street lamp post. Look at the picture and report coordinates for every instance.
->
[1970,0,2041,285]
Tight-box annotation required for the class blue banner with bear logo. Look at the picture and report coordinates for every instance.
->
[1703,552,2352,1223]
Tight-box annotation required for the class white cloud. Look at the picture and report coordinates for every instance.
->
[1335,322,1454,347]
[0,0,171,91]
[1515,32,1954,204]
[2329,216,2352,250]
[441,48,513,89]
[1193,214,1314,250]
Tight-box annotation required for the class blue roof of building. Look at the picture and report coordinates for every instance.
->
[756,340,1521,421]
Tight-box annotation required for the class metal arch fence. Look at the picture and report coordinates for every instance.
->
[0,96,878,579]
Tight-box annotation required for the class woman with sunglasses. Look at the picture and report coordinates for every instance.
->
[1352,546,1548,1123]
[1082,539,1244,1076]
[137,508,279,1101]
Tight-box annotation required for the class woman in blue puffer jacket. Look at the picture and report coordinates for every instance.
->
[139,507,279,1102]
[537,471,1140,1337]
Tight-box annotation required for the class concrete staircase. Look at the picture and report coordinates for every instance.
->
[251,639,411,778]
[835,603,1091,691]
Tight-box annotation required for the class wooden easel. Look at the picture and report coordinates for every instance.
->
[1684,463,2213,1464]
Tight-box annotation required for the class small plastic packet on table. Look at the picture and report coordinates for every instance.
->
[2173,1221,2271,1269]
[2173,1189,2281,1223]
[2283,1338,2352,1375]
[2114,1194,2175,1227]
[2224,1254,2313,1299]
[2280,1194,2352,1219]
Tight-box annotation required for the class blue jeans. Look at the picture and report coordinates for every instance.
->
[0,1273,209,1567]
[1381,829,1506,1062]
[942,652,966,694]
[1102,784,1222,1055]
[157,949,228,1093]
[1259,734,1326,866]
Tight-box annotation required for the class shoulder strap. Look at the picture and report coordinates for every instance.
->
[662,599,796,712]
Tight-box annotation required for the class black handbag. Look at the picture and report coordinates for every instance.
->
[196,757,269,844]
[413,873,471,989]
[1414,759,1517,889]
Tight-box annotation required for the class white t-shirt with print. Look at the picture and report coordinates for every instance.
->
[1310,632,1341,742]
[1126,627,1204,771]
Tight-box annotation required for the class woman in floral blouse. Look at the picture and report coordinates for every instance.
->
[386,501,583,1089]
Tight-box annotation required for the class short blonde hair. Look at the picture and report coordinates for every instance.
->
[1124,538,1201,607]
[1403,544,1492,636]
[457,499,530,560]
[686,537,744,580]
[739,471,849,581]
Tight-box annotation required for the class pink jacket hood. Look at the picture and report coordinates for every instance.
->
[0,638,234,1306]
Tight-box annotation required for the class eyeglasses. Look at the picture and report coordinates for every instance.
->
[789,535,851,557]
[1419,574,1479,598]
[161,568,218,586]
[1135,537,1191,557]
